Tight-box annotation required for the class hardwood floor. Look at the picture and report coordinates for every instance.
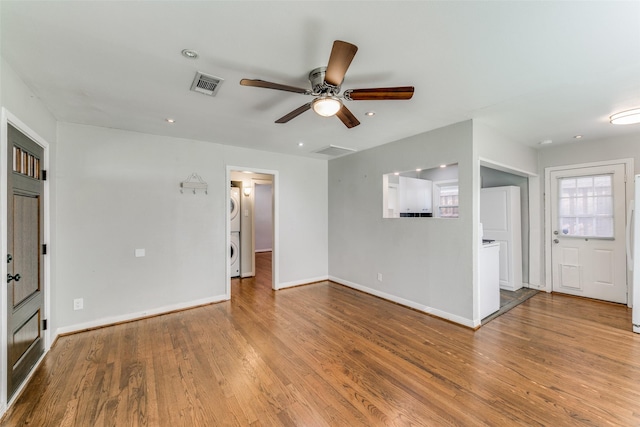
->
[2,252,640,425]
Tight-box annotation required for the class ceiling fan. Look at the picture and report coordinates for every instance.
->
[240,40,414,129]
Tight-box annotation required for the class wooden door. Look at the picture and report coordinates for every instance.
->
[550,164,627,304]
[7,124,45,398]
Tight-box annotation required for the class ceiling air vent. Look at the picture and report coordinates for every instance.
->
[314,145,356,157]
[190,71,224,96]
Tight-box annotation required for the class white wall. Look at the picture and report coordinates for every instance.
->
[328,121,477,326]
[56,123,328,332]
[255,183,273,252]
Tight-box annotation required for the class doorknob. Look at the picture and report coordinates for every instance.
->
[553,230,559,235]
[553,239,559,244]
[7,273,20,283]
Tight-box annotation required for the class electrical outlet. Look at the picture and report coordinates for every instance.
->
[377,273,383,281]
[73,298,83,311]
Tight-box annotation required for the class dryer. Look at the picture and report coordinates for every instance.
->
[230,232,240,277]
[230,187,240,232]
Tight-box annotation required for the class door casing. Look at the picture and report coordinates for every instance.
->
[0,108,51,410]
[544,159,634,306]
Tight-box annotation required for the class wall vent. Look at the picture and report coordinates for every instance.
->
[314,145,356,157]
[190,72,224,96]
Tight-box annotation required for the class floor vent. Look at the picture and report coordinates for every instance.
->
[314,145,356,157]
[190,72,224,96]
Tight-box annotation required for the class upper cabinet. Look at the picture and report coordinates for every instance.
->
[398,177,432,216]
[383,164,458,219]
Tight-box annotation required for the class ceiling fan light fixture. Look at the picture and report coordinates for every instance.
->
[312,96,342,117]
[610,108,640,125]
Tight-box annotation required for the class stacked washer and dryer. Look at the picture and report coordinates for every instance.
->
[230,187,241,277]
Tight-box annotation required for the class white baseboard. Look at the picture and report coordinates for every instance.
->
[329,276,478,328]
[55,294,229,336]
[277,275,329,290]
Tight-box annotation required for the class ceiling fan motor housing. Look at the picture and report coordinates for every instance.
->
[309,67,341,96]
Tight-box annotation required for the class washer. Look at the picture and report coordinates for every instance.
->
[230,187,240,232]
[230,232,240,277]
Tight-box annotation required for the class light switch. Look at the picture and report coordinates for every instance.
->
[135,248,145,257]
[244,209,249,217]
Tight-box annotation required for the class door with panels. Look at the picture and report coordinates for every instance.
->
[550,164,627,304]
[6,124,45,398]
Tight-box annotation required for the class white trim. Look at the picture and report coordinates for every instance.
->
[226,166,279,290]
[0,108,52,411]
[329,276,479,328]
[544,158,634,300]
[55,295,228,336]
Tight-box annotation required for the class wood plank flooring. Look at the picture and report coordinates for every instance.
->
[2,252,640,426]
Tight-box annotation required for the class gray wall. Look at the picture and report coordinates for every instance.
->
[328,121,476,325]
[55,123,328,332]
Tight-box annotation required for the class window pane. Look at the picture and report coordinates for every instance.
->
[557,174,613,238]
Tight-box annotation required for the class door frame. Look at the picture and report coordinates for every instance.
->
[0,108,52,409]
[225,166,279,295]
[544,158,633,305]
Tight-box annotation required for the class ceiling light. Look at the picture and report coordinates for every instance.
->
[297,142,304,147]
[440,164,447,168]
[394,172,400,176]
[416,168,422,172]
[181,49,199,59]
[610,108,640,125]
[573,135,583,139]
[165,118,175,123]
[365,111,376,117]
[312,96,342,117]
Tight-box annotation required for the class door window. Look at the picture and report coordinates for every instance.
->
[557,174,613,238]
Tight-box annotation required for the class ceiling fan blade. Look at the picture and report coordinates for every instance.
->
[240,79,309,94]
[336,105,360,128]
[324,40,358,87]
[275,102,312,123]
[344,86,415,101]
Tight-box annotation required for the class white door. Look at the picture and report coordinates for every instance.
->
[550,164,627,303]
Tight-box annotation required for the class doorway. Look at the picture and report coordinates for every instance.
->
[547,162,629,304]
[227,168,277,296]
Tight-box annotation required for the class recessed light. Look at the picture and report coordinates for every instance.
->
[440,164,447,168]
[165,118,175,123]
[181,49,199,59]
[394,172,400,176]
[573,135,583,139]
[539,139,553,145]
[610,108,640,125]
[365,111,376,117]
[416,168,422,172]
[298,142,304,147]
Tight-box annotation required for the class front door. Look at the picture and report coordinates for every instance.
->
[7,124,45,398]
[550,163,627,304]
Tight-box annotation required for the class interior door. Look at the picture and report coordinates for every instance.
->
[6,124,45,398]
[550,164,627,303]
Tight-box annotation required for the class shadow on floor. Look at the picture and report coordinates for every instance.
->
[482,288,539,325]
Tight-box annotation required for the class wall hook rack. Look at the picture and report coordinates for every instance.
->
[180,172,208,194]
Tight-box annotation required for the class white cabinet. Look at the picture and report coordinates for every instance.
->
[399,177,432,215]
[480,186,522,291]
[479,242,500,318]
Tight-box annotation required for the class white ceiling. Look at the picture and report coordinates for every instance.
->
[2,1,640,159]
